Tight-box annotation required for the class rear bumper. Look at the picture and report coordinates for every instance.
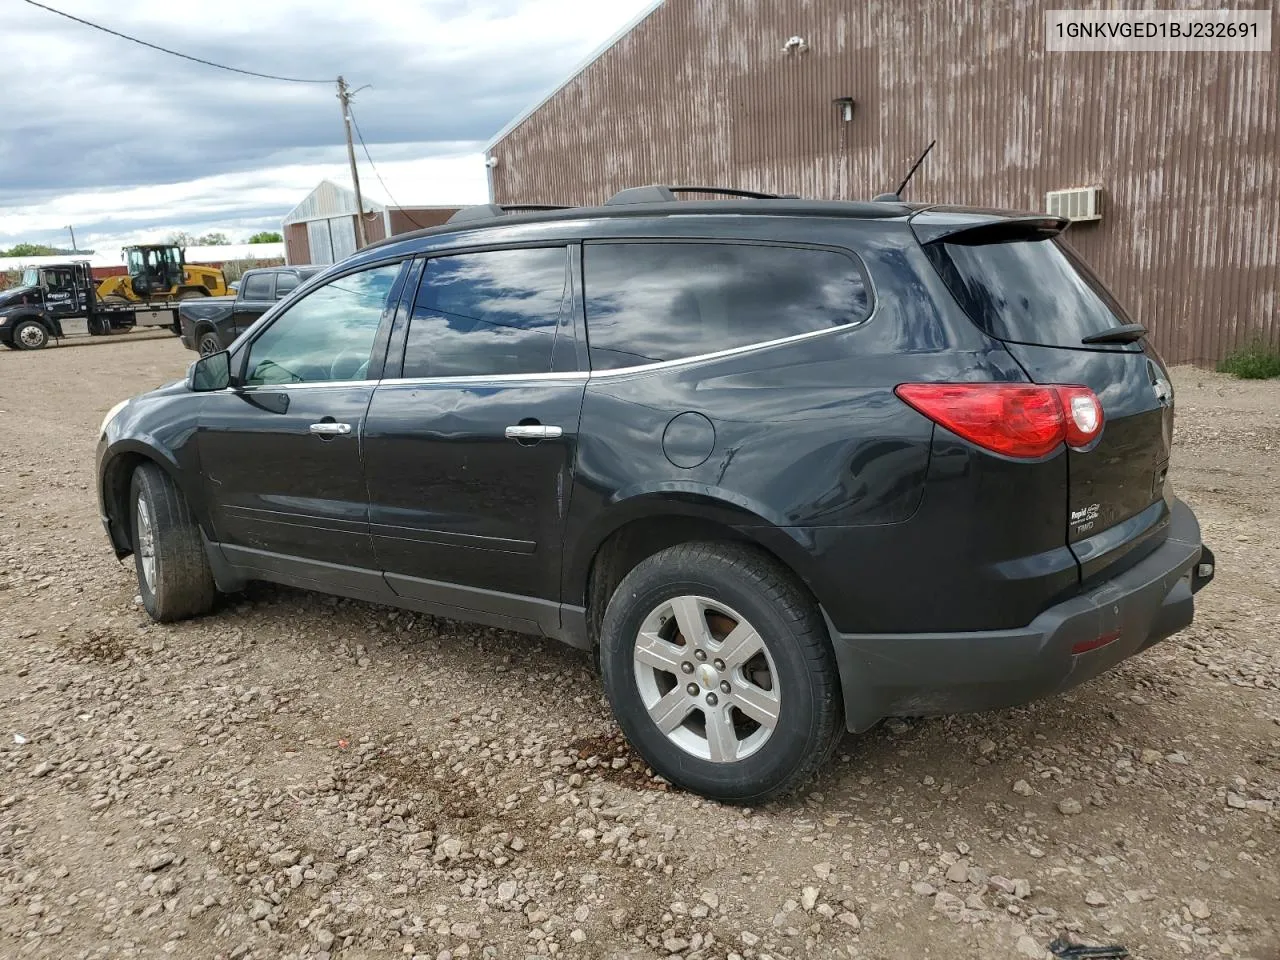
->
[829,496,1212,731]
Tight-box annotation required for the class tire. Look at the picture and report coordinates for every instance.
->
[197,329,223,356]
[129,463,216,622]
[598,542,843,804]
[12,320,50,350]
[101,295,131,306]
[176,290,207,301]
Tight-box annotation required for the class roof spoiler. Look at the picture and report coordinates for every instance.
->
[910,215,1069,246]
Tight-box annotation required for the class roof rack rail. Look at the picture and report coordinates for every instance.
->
[605,184,800,205]
[446,203,574,224]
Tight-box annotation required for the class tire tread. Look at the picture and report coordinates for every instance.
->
[131,463,216,622]
[600,541,843,804]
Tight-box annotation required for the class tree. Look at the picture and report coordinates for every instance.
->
[1,242,58,257]
[168,231,231,247]
[247,231,283,244]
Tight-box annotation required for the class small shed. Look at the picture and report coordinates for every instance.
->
[282,181,464,265]
[282,180,388,265]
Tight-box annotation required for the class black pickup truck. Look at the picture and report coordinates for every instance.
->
[178,265,321,355]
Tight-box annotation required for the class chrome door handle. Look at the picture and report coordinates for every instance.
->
[505,424,563,440]
[309,422,352,436]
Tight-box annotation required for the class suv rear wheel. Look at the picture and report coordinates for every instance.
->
[599,542,843,803]
[129,463,216,622]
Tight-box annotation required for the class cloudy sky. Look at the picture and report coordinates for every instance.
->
[2,0,656,252]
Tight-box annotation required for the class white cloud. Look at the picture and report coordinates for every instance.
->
[2,0,657,248]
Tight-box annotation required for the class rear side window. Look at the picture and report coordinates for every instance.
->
[924,237,1132,348]
[274,272,301,297]
[402,247,568,379]
[241,273,274,300]
[584,242,871,371]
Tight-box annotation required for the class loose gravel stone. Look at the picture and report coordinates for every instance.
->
[0,350,1274,960]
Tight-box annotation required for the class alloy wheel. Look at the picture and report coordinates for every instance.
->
[136,494,157,593]
[632,595,781,762]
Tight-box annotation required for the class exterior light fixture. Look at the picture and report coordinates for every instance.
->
[832,97,855,122]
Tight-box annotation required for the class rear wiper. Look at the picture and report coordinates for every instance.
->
[1081,323,1147,345]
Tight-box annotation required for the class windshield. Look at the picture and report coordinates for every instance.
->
[21,268,39,287]
[924,236,1137,349]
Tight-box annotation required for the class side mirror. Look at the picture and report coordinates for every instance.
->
[188,351,232,392]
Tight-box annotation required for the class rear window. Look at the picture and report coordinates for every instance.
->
[584,242,870,371]
[924,236,1134,348]
[241,272,274,300]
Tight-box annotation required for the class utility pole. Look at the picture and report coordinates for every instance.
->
[336,76,368,249]
[66,225,77,252]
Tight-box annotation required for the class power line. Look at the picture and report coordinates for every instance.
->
[347,105,429,231]
[20,0,333,83]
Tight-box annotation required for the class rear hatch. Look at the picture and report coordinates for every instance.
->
[917,215,1175,582]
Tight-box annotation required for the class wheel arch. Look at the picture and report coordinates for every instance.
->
[99,440,200,558]
[192,321,219,345]
[9,312,56,341]
[568,489,826,649]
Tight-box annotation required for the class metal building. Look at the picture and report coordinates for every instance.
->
[486,0,1279,365]
[282,181,461,265]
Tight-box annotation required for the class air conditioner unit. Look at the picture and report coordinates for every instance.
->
[1046,186,1102,222]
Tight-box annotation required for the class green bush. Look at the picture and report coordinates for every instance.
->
[1217,343,1280,379]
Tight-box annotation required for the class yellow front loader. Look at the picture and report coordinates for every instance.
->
[96,244,229,303]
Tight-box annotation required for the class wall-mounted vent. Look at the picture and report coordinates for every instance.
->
[1046,186,1102,222]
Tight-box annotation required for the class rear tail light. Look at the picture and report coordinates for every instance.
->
[895,383,1104,459]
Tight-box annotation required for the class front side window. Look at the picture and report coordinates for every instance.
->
[21,268,38,287]
[583,242,871,371]
[45,269,72,291]
[241,272,274,300]
[401,247,568,379]
[244,261,402,385]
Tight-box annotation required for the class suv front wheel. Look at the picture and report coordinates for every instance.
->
[599,542,843,804]
[129,463,217,622]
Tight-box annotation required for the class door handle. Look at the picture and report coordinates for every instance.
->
[505,424,563,440]
[309,422,352,436]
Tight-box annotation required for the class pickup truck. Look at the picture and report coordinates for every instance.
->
[178,265,321,355]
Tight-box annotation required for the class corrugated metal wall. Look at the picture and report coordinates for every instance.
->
[490,0,1279,365]
[388,208,460,235]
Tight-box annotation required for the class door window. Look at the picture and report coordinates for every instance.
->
[274,272,301,297]
[44,268,73,292]
[401,247,568,379]
[244,262,402,385]
[241,272,274,300]
[583,242,871,370]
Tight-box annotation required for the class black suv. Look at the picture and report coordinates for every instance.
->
[96,187,1214,803]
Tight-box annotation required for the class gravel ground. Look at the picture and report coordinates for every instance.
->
[1,336,1277,960]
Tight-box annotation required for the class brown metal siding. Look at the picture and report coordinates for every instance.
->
[388,208,460,235]
[364,212,388,246]
[491,0,1278,364]
[284,222,310,266]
